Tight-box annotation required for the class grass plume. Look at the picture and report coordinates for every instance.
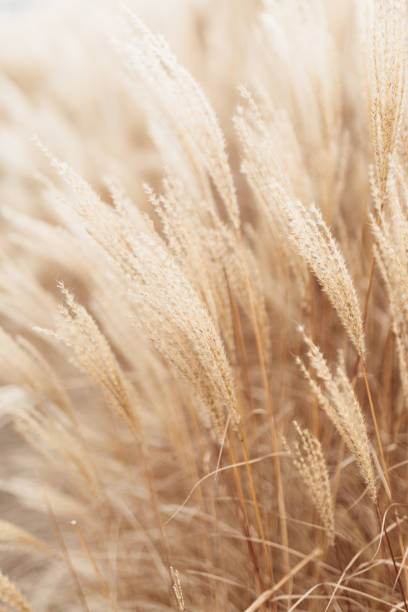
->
[1,1,408,610]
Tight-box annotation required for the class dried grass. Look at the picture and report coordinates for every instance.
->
[1,0,408,610]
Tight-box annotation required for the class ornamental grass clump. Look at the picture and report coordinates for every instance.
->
[2,1,408,610]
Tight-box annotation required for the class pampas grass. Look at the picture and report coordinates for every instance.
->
[2,0,408,610]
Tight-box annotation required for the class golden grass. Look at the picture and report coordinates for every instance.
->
[1,0,408,610]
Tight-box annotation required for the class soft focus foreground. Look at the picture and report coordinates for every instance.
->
[0,0,408,610]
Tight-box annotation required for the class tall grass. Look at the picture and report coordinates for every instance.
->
[1,0,408,609]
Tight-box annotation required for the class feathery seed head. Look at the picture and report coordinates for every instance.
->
[284,421,335,545]
[297,330,377,502]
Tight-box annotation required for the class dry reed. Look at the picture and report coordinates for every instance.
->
[1,0,408,610]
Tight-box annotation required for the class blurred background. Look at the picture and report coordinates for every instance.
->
[0,0,56,10]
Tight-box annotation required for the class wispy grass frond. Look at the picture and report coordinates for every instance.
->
[115,6,240,231]
[286,202,366,358]
[37,284,141,436]
[284,422,335,545]
[170,566,185,611]
[0,520,52,557]
[365,0,407,204]
[371,161,408,403]
[297,328,376,501]
[0,571,33,612]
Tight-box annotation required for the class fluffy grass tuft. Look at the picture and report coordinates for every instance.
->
[2,0,408,610]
